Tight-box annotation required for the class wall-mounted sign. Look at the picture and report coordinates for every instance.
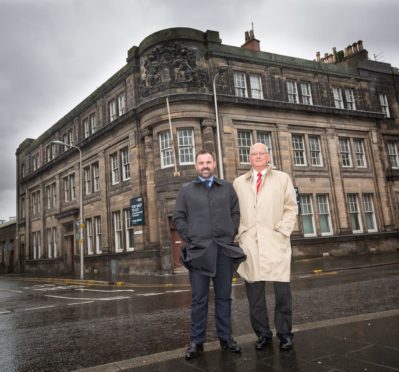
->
[131,196,145,226]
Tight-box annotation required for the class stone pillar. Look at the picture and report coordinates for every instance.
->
[276,124,293,175]
[98,150,109,253]
[143,128,159,244]
[370,129,394,230]
[200,119,216,154]
[326,128,350,234]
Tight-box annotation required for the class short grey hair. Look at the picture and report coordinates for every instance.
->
[249,142,269,154]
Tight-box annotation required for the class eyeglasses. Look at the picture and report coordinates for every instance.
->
[249,152,268,156]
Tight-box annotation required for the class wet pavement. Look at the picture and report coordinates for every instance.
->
[0,251,398,371]
[76,310,399,371]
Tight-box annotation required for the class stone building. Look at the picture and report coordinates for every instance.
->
[15,28,399,277]
[0,218,16,274]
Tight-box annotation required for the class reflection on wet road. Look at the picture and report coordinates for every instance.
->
[0,259,398,371]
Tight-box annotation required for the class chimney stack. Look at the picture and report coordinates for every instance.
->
[241,27,260,51]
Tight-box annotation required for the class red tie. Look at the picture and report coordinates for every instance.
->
[256,172,262,194]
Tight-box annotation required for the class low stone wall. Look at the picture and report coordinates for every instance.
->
[292,232,399,259]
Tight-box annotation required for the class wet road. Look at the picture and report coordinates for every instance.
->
[0,259,398,371]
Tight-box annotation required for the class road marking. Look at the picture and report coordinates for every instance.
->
[76,288,135,293]
[45,294,130,301]
[0,310,11,315]
[136,293,165,296]
[24,305,55,311]
[0,288,23,293]
[165,289,190,293]
[68,301,94,306]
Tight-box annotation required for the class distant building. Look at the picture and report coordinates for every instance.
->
[15,28,399,277]
[0,218,16,274]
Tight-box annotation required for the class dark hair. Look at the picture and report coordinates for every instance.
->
[195,149,216,161]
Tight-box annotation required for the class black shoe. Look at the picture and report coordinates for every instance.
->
[255,336,272,350]
[220,337,241,353]
[279,338,293,350]
[185,342,204,359]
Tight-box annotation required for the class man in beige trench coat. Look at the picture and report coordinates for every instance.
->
[233,143,298,351]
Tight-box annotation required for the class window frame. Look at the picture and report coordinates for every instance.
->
[316,194,333,236]
[300,194,317,237]
[347,194,363,233]
[362,194,377,233]
[287,80,299,104]
[249,74,263,99]
[387,142,399,169]
[233,72,248,98]
[379,93,390,118]
[177,128,195,165]
[292,134,307,166]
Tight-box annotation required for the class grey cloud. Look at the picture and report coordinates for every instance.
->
[0,0,398,220]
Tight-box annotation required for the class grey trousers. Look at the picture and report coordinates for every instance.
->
[245,281,293,341]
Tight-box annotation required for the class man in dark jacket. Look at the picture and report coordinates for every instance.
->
[173,150,246,360]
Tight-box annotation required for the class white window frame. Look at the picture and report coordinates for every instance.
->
[387,142,399,169]
[347,194,363,233]
[292,135,307,166]
[362,194,377,232]
[159,131,174,168]
[84,118,90,138]
[124,209,134,251]
[345,89,356,110]
[353,139,367,168]
[109,100,117,122]
[86,218,94,255]
[84,167,92,195]
[90,113,96,134]
[68,129,73,145]
[53,227,57,258]
[237,130,252,164]
[287,80,299,103]
[177,128,195,165]
[249,74,263,99]
[33,231,41,260]
[316,194,332,236]
[94,216,102,254]
[332,88,344,109]
[300,194,316,237]
[118,94,126,115]
[63,174,75,202]
[113,211,123,252]
[234,72,248,97]
[46,185,52,209]
[111,154,120,185]
[121,148,131,181]
[93,163,100,192]
[339,138,353,167]
[379,93,390,118]
[309,136,323,167]
[300,82,313,105]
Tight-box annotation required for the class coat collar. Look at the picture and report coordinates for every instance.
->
[193,176,223,186]
[244,164,274,181]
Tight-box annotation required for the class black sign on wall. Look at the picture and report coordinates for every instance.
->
[130,196,145,226]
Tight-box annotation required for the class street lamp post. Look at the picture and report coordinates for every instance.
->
[51,140,84,280]
[212,66,228,179]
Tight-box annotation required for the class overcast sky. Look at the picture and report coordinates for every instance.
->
[0,0,398,221]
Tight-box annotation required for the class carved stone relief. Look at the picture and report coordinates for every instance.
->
[140,42,208,96]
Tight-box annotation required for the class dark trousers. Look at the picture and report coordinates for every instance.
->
[189,251,234,344]
[245,281,293,341]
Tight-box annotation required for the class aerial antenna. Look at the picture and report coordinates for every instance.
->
[373,52,385,62]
